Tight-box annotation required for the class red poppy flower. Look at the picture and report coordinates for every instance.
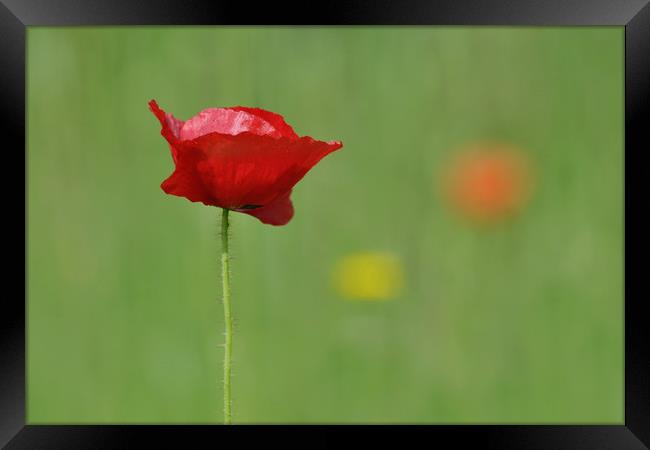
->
[149,100,343,225]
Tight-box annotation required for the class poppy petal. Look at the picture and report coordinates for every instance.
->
[180,108,285,140]
[190,132,342,208]
[237,190,294,226]
[149,100,184,141]
[149,100,184,163]
[160,148,217,206]
[229,107,299,139]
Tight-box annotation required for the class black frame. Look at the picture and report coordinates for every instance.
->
[3,0,648,448]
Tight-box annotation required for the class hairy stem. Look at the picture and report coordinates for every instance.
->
[221,208,233,424]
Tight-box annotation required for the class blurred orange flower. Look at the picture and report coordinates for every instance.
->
[440,143,534,224]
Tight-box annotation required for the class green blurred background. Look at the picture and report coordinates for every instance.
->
[27,27,623,423]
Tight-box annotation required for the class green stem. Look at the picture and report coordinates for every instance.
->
[221,208,233,424]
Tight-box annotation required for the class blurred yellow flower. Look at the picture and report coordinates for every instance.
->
[332,252,404,301]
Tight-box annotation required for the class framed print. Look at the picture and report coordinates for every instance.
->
[3,0,648,447]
